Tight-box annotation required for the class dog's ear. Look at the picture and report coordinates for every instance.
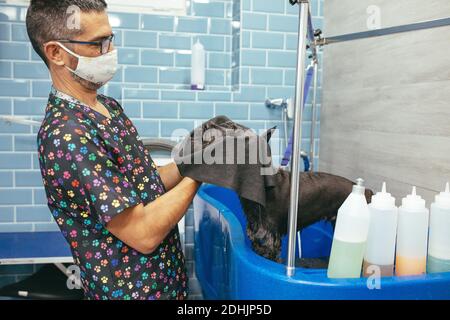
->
[261,126,276,143]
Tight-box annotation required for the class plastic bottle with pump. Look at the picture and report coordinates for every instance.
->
[191,39,205,90]
[327,178,371,278]
[363,182,398,277]
[395,186,429,276]
[428,183,450,273]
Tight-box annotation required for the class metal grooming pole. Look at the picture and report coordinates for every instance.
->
[318,17,450,46]
[309,61,318,172]
[286,0,310,277]
[307,9,319,173]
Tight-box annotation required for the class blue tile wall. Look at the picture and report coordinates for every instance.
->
[0,23,10,40]
[141,15,174,31]
[159,34,191,50]
[177,17,208,34]
[0,0,324,300]
[123,31,157,48]
[252,0,285,14]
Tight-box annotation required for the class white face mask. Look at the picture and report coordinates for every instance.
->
[57,43,118,87]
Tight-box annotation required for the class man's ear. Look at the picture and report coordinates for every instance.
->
[261,126,276,143]
[43,42,66,67]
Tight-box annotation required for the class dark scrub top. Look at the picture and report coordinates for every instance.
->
[37,87,188,300]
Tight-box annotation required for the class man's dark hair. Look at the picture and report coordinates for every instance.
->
[26,0,108,67]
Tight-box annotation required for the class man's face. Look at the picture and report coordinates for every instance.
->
[59,10,115,90]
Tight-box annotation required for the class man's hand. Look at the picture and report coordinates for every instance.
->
[157,162,183,191]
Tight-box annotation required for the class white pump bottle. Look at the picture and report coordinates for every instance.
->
[191,39,206,90]
[363,182,398,277]
[396,186,429,276]
[428,182,450,273]
[327,178,371,278]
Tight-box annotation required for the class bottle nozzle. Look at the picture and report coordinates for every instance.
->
[371,181,396,210]
[352,178,365,195]
[435,182,450,208]
[402,185,426,211]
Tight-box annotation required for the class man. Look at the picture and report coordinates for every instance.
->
[27,0,200,300]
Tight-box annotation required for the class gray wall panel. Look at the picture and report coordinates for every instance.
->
[320,0,450,204]
[324,0,450,36]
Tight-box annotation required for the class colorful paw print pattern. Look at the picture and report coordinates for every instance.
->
[37,87,188,300]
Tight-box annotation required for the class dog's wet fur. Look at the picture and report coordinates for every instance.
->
[239,169,373,262]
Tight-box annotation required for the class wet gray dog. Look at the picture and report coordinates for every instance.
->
[239,170,374,262]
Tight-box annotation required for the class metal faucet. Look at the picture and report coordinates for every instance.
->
[265,98,288,109]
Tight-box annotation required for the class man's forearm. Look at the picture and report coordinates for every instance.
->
[157,162,183,191]
[143,176,200,250]
[106,176,201,254]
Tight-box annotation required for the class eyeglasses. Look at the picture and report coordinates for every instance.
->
[56,34,115,55]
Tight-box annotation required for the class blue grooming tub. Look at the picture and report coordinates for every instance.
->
[193,184,450,300]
